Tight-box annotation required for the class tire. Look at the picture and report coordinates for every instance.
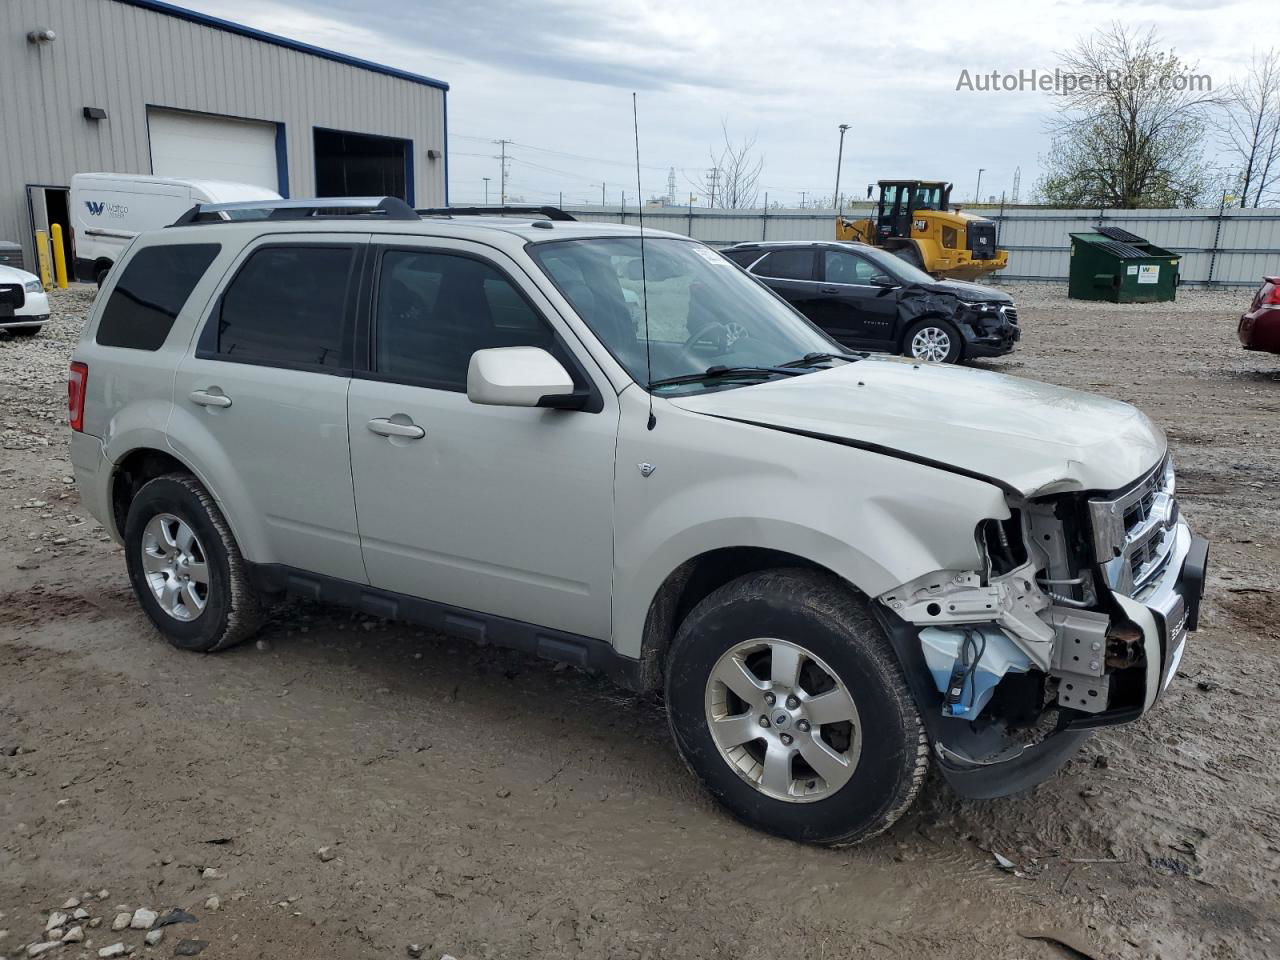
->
[903,317,963,363]
[6,326,40,337]
[94,264,111,288]
[893,245,926,272]
[664,568,927,846]
[123,473,263,652]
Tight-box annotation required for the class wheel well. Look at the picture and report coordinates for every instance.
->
[636,547,835,692]
[110,448,191,536]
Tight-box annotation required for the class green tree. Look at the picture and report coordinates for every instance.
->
[1036,24,1218,208]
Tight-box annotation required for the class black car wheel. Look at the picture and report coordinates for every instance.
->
[665,568,928,846]
[904,318,962,363]
[124,474,263,652]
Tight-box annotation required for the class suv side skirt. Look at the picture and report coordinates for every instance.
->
[246,563,642,690]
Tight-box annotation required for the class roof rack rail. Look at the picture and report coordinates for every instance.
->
[415,205,577,222]
[171,196,419,226]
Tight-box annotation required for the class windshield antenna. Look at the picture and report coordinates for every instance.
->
[633,92,656,431]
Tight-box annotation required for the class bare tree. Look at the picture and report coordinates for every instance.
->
[685,121,764,208]
[1036,23,1218,208]
[1216,49,1280,207]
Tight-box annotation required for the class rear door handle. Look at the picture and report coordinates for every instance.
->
[367,417,425,440]
[189,389,232,408]
[819,285,840,294]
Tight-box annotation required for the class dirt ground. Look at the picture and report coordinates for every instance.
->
[2,283,1278,960]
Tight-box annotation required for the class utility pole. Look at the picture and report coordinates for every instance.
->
[492,139,512,205]
[974,168,985,205]
[601,182,606,206]
[705,167,720,208]
[482,177,490,204]
[800,191,807,209]
[833,123,850,217]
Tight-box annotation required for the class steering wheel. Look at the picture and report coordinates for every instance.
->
[682,320,750,353]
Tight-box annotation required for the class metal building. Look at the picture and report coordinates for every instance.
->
[0,0,449,270]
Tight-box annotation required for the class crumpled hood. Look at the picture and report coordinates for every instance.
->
[669,357,1165,497]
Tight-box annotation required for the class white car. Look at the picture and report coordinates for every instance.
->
[67,198,1208,846]
[0,263,50,337]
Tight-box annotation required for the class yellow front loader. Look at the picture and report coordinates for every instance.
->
[836,180,1008,281]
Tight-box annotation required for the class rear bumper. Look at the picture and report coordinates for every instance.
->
[69,430,118,542]
[1239,307,1280,352]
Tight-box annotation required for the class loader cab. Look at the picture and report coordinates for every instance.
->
[875,181,952,240]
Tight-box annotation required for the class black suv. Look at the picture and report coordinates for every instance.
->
[722,240,1019,364]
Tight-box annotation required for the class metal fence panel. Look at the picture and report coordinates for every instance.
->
[563,204,1280,287]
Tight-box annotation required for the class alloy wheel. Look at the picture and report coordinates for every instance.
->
[909,326,952,362]
[704,638,862,802]
[140,513,210,621]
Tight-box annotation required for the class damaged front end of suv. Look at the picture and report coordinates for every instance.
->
[876,455,1208,798]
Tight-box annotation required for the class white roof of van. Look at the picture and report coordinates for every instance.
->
[72,173,280,203]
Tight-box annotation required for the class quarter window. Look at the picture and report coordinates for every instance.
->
[755,249,815,281]
[213,246,355,368]
[373,250,555,390]
[96,243,220,350]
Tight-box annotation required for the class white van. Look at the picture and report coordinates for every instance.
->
[70,174,280,285]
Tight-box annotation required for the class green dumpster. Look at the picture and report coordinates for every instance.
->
[1067,227,1180,303]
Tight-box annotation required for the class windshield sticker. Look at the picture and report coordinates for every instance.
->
[693,246,733,265]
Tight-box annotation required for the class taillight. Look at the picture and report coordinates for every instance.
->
[68,362,87,432]
[1265,284,1280,306]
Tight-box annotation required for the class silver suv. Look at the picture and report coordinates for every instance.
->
[69,198,1208,846]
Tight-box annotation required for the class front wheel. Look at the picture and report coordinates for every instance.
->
[665,569,927,846]
[904,318,962,363]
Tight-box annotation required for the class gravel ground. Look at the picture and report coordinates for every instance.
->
[1,283,1278,960]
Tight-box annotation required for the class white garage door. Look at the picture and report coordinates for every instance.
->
[148,108,279,190]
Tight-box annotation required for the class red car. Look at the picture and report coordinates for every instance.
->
[1239,275,1280,352]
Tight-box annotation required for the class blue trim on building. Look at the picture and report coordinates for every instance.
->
[274,124,290,198]
[115,0,449,91]
[404,141,415,207]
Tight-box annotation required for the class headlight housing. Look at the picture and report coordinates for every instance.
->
[958,300,996,311]
[24,279,43,293]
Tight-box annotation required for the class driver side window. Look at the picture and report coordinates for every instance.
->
[823,250,879,285]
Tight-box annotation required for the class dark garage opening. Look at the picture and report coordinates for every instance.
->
[314,128,412,203]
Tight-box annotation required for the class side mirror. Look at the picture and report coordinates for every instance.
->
[467,346,578,408]
[870,274,898,288]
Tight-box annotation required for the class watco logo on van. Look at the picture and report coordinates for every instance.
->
[85,200,128,218]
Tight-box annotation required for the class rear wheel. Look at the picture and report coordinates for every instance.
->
[123,474,263,652]
[904,318,962,363]
[664,569,927,846]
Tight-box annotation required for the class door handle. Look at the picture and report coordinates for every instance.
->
[189,389,232,408]
[367,417,425,440]
[819,285,840,294]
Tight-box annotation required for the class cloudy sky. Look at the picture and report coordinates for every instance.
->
[183,0,1257,208]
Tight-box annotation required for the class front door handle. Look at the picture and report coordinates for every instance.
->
[189,389,232,408]
[367,417,425,440]
[819,285,840,294]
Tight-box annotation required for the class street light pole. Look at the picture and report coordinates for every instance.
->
[482,177,490,204]
[833,123,850,217]
[974,168,985,204]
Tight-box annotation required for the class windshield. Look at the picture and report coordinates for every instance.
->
[529,237,839,392]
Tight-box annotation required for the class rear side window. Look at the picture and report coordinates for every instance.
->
[95,243,220,350]
[211,246,355,368]
[755,249,815,281]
